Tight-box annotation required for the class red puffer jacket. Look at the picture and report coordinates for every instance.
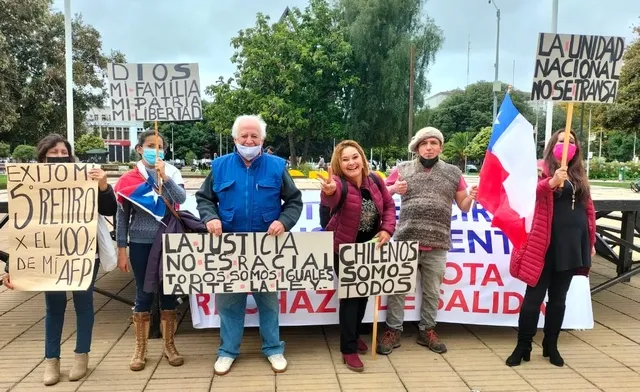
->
[509,161,596,287]
[321,173,397,253]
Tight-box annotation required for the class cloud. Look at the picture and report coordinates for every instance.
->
[53,0,639,100]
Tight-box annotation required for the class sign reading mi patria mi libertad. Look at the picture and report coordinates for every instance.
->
[107,63,202,122]
[531,33,625,103]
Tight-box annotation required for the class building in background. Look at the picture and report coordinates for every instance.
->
[424,90,456,109]
[85,107,144,162]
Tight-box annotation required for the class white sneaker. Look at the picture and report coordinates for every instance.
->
[214,356,235,375]
[268,354,288,373]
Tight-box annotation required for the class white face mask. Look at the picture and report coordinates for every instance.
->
[236,143,262,161]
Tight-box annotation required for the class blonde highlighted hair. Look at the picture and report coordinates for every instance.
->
[330,140,370,179]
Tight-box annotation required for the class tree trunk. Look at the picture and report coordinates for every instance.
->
[302,135,311,163]
[288,133,297,168]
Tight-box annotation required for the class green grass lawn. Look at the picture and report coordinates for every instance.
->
[589,180,632,189]
[0,174,6,190]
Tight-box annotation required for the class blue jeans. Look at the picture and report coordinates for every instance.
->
[129,242,176,312]
[44,260,99,359]
[216,292,284,359]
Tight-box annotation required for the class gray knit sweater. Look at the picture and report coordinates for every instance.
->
[394,159,461,250]
[116,167,187,247]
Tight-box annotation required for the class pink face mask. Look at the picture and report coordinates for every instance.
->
[553,143,577,161]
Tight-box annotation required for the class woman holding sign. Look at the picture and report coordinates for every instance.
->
[320,140,396,372]
[507,129,596,368]
[2,134,117,386]
[114,129,187,371]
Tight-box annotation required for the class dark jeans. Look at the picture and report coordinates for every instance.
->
[44,260,99,359]
[522,259,574,317]
[334,253,369,354]
[129,242,176,312]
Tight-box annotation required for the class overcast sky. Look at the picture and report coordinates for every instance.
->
[52,0,639,99]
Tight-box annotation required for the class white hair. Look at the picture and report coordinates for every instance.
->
[231,115,267,139]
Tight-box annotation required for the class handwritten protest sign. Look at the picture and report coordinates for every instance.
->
[162,232,334,295]
[107,63,202,121]
[531,33,625,103]
[338,241,419,299]
[7,163,99,291]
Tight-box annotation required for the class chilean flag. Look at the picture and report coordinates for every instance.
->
[114,161,184,222]
[477,94,537,250]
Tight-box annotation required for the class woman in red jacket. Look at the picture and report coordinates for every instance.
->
[507,129,596,368]
[319,140,396,372]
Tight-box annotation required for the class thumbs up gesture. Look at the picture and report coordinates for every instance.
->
[396,174,408,195]
[320,167,337,196]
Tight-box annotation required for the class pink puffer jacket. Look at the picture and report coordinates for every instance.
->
[321,173,397,253]
[509,160,596,287]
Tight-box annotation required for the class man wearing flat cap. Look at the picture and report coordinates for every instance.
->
[377,127,477,355]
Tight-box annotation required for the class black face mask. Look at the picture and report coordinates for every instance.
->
[419,155,439,168]
[46,156,74,163]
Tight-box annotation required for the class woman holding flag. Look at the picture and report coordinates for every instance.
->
[114,129,187,371]
[319,140,396,372]
[507,129,596,368]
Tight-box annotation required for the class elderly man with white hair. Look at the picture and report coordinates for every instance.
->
[376,127,478,356]
[196,115,302,375]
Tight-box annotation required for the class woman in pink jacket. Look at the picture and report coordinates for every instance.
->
[507,129,596,368]
[319,140,396,372]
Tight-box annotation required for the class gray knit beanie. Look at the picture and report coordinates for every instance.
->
[408,127,444,153]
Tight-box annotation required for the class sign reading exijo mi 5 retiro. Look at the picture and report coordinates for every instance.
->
[107,63,202,122]
[531,33,625,103]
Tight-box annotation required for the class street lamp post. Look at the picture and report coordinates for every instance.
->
[488,0,501,122]
[64,0,74,150]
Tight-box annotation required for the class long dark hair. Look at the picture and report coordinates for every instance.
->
[543,129,590,203]
[136,129,166,150]
[36,134,74,163]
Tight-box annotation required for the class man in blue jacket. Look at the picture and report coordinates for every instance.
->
[196,115,302,376]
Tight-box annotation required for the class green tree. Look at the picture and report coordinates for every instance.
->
[205,0,358,164]
[443,131,473,168]
[185,150,197,165]
[75,133,105,155]
[339,0,444,146]
[464,126,492,161]
[0,142,9,157]
[130,150,139,162]
[12,145,36,162]
[603,24,640,132]
[430,83,534,139]
[0,0,125,145]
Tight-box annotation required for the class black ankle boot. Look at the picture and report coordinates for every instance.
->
[505,301,540,367]
[543,304,566,367]
[506,343,531,366]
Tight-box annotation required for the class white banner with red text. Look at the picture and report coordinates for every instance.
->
[185,190,594,330]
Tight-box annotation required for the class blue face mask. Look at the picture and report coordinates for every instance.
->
[142,148,164,165]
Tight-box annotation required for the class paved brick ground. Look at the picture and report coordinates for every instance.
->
[1,256,639,392]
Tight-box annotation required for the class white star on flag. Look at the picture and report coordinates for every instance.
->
[143,189,159,204]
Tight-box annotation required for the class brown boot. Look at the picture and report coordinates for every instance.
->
[130,312,150,371]
[161,310,184,367]
[69,353,89,381]
[43,358,60,386]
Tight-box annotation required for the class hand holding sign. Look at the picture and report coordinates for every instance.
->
[206,219,223,236]
[375,230,391,249]
[88,168,108,191]
[320,167,337,196]
[396,175,407,195]
[1,273,14,290]
[267,220,285,236]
